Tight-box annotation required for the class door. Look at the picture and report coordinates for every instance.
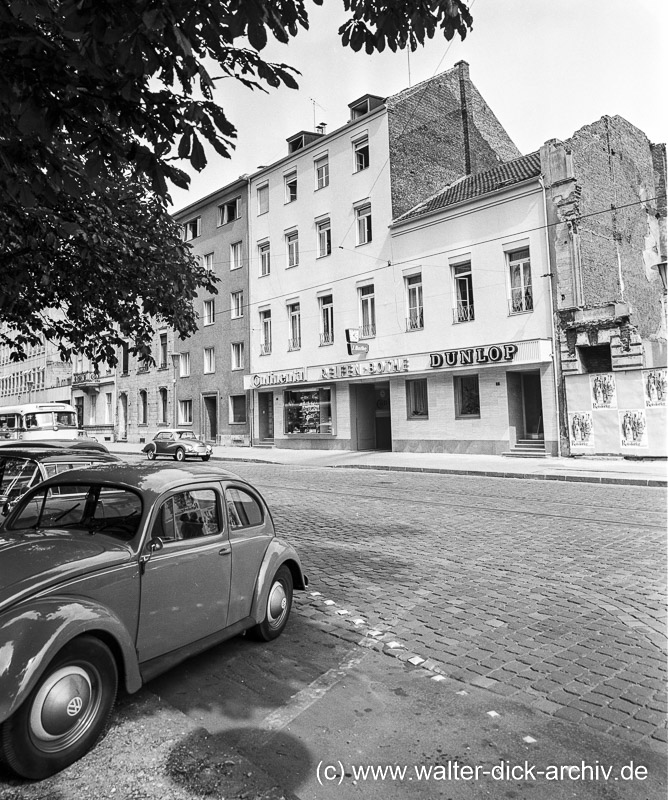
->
[202,395,218,442]
[374,384,392,450]
[522,372,544,438]
[351,384,376,450]
[136,486,231,662]
[258,392,274,440]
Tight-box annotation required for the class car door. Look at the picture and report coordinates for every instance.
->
[135,484,232,662]
[154,432,172,457]
[224,482,274,624]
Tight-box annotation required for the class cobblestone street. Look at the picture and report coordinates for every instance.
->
[229,462,667,752]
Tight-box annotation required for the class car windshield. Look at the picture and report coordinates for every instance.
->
[7,483,143,540]
[0,457,39,501]
[177,431,197,440]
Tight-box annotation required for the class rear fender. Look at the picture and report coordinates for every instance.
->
[0,596,141,723]
[250,539,307,623]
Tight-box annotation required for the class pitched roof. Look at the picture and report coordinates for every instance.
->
[393,151,542,224]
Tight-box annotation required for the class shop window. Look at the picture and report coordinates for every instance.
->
[406,379,428,418]
[454,375,480,418]
[578,344,612,373]
[284,388,333,434]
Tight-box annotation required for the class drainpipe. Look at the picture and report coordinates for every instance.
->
[540,176,562,458]
[244,172,255,448]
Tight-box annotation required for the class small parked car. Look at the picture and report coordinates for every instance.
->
[0,446,120,518]
[0,462,307,779]
[142,429,213,462]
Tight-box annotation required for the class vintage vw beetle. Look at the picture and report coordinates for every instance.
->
[141,429,213,462]
[0,462,307,779]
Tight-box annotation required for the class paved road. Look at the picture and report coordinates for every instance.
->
[224,461,667,751]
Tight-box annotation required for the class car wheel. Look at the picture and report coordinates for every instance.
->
[0,636,118,780]
[146,449,156,460]
[249,565,293,642]
[174,448,185,462]
[201,454,211,462]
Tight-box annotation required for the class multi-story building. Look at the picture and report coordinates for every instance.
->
[170,177,252,446]
[0,325,72,405]
[542,117,666,456]
[71,353,116,442]
[244,62,522,450]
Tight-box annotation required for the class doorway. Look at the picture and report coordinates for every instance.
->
[258,392,274,441]
[521,372,544,439]
[350,382,391,450]
[202,395,218,443]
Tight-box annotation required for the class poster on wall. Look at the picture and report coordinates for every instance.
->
[569,412,594,448]
[619,410,648,448]
[643,369,667,407]
[590,373,617,409]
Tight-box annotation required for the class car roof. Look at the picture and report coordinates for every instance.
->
[0,448,120,464]
[35,462,249,501]
[0,439,109,453]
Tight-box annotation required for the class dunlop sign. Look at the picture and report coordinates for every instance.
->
[429,344,518,369]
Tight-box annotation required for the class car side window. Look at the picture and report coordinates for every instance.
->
[152,489,220,542]
[225,487,264,535]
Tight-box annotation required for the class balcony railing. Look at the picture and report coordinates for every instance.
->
[359,323,376,339]
[406,309,424,331]
[453,302,474,323]
[509,288,533,314]
[320,331,334,346]
[288,337,301,351]
[260,342,272,355]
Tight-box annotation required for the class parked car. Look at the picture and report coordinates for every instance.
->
[0,437,109,452]
[141,429,213,462]
[0,446,120,518]
[0,462,307,779]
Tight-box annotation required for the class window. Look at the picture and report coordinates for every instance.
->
[259,242,271,276]
[218,197,240,225]
[158,388,168,424]
[105,392,112,424]
[229,395,247,424]
[89,393,97,425]
[406,379,428,418]
[315,155,329,189]
[178,399,193,425]
[356,204,372,245]
[359,284,376,338]
[230,241,242,271]
[231,291,243,319]
[284,388,333,434]
[203,347,215,374]
[508,248,533,313]
[139,390,148,424]
[284,171,297,203]
[260,310,272,355]
[406,274,424,330]
[179,352,190,377]
[354,136,369,172]
[203,299,215,326]
[578,344,612,373]
[121,342,129,375]
[319,294,334,345]
[453,262,474,322]
[183,217,200,241]
[203,252,214,272]
[226,487,263,532]
[257,183,269,215]
[317,218,331,258]
[231,342,244,370]
[159,332,168,367]
[288,302,301,350]
[454,375,480,418]
[153,489,219,541]
[286,231,299,268]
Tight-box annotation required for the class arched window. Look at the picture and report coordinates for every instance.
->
[139,390,148,425]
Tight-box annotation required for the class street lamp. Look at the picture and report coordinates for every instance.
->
[169,352,180,427]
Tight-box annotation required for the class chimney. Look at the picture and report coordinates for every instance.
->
[316,122,327,135]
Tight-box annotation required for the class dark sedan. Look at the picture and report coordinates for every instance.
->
[0,462,307,780]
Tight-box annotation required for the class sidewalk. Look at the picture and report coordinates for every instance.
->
[108,441,667,487]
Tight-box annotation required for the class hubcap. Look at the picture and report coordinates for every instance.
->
[29,666,99,752]
[267,582,288,628]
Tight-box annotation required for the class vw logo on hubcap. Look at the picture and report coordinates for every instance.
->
[66,696,83,717]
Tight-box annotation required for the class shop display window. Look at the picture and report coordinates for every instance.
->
[284,388,333,434]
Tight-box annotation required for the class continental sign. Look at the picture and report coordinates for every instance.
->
[429,344,518,369]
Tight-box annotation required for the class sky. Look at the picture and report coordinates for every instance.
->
[169,0,667,212]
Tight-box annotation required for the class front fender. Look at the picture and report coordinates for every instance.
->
[0,596,141,723]
[250,539,307,623]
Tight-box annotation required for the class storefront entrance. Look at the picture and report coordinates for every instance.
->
[258,392,274,441]
[202,395,218,442]
[522,372,544,439]
[350,382,391,451]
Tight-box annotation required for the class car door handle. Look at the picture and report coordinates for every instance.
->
[218,544,231,556]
